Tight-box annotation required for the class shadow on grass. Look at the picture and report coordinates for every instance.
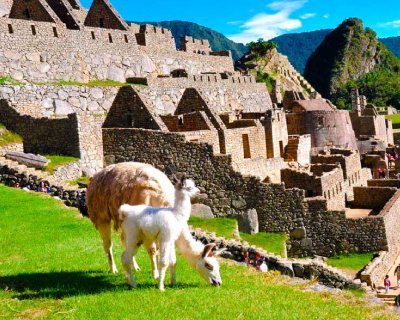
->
[0,271,199,300]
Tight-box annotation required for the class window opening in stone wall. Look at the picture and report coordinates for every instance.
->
[53,27,58,38]
[108,33,113,43]
[127,115,134,127]
[328,190,331,200]
[99,18,104,28]
[124,34,128,43]
[279,141,284,157]
[178,117,184,126]
[242,134,251,159]
[31,25,36,36]
[8,24,13,34]
[24,8,31,19]
[91,31,95,40]
[153,26,157,33]
[161,28,165,34]
[317,116,324,127]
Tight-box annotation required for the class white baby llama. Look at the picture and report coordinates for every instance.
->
[119,174,224,291]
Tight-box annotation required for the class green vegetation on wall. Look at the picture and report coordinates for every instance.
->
[0,123,22,147]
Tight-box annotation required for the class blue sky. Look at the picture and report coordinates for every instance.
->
[81,0,400,43]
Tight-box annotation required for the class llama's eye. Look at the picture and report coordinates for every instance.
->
[205,262,214,271]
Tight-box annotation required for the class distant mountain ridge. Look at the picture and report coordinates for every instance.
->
[132,20,248,61]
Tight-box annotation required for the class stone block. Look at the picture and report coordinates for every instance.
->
[290,227,306,240]
[107,66,125,83]
[55,100,73,115]
[191,203,214,219]
[292,263,305,278]
[238,209,259,234]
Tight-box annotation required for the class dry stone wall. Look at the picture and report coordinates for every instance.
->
[0,100,80,157]
[103,128,390,257]
[0,18,234,83]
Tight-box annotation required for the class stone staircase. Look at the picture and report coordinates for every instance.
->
[377,291,399,306]
[0,156,79,191]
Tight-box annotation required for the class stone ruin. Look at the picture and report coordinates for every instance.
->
[0,0,398,289]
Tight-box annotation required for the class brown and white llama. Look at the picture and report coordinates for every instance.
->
[86,162,175,274]
[119,175,223,290]
[86,162,224,287]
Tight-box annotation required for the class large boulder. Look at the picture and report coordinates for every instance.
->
[238,209,259,234]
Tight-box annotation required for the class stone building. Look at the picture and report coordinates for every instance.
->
[350,89,393,153]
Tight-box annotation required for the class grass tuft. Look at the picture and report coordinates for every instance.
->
[43,154,80,174]
[0,123,23,147]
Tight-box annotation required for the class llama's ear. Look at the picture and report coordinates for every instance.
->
[180,173,186,184]
[171,174,180,185]
[215,248,227,256]
[202,243,216,258]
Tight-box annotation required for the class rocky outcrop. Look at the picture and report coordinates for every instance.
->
[304,18,400,101]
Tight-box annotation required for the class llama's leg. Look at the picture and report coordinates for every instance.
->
[145,242,159,279]
[121,247,138,288]
[98,222,118,273]
[158,243,170,291]
[169,243,177,287]
[132,257,141,271]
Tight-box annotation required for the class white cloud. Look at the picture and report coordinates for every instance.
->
[227,20,244,25]
[323,14,330,19]
[379,20,400,28]
[228,0,307,44]
[300,13,316,20]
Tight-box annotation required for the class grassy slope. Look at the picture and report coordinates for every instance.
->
[386,114,400,125]
[188,217,287,256]
[0,186,390,319]
[0,123,22,147]
[327,253,377,271]
[43,155,80,174]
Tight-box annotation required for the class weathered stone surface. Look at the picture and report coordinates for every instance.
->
[54,100,73,115]
[290,227,306,240]
[5,151,49,169]
[191,203,214,219]
[238,209,259,234]
[107,66,125,82]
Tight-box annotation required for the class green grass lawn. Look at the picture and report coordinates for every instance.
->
[188,216,289,257]
[327,253,377,271]
[43,155,80,174]
[0,185,392,319]
[0,123,23,147]
[386,114,400,125]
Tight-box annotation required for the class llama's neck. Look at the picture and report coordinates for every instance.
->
[176,226,203,268]
[173,190,192,222]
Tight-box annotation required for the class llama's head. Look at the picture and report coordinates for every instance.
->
[196,243,224,286]
[172,174,200,199]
